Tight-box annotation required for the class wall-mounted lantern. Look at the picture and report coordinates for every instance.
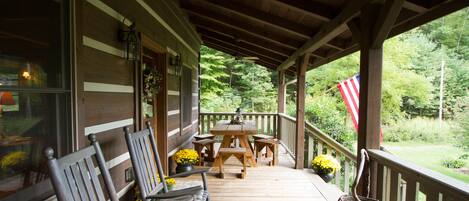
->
[118,22,140,61]
[169,54,182,76]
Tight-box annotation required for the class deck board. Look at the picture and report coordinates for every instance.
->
[175,144,344,201]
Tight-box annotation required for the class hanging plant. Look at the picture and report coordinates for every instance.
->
[143,68,162,100]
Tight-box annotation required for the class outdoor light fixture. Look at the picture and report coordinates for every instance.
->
[118,21,140,61]
[169,54,182,76]
[22,71,31,80]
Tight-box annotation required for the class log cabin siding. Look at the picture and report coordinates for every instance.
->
[75,0,200,199]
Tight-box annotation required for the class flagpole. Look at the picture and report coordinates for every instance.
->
[438,59,445,128]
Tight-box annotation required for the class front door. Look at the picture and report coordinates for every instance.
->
[140,35,168,173]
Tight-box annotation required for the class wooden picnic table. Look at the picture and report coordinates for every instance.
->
[210,120,257,166]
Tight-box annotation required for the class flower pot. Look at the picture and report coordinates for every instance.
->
[319,172,334,183]
[175,164,193,175]
[167,184,174,191]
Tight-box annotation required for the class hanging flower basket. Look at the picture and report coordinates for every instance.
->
[143,68,162,100]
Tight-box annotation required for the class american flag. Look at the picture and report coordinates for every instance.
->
[337,75,360,131]
[337,75,383,140]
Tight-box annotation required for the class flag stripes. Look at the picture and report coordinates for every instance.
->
[338,75,383,141]
[338,75,360,131]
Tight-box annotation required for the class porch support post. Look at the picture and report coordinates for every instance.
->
[356,2,382,197]
[295,54,309,169]
[356,0,404,196]
[278,70,285,114]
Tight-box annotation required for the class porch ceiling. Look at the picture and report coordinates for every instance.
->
[180,0,468,73]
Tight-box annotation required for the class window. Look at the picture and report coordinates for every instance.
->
[0,0,71,200]
[182,67,192,127]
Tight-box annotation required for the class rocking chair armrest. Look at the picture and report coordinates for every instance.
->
[147,186,203,199]
[168,167,211,178]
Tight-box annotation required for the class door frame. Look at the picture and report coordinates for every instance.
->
[139,34,169,173]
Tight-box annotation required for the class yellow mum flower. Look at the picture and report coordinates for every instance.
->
[312,154,341,174]
[1,151,27,170]
[156,175,176,186]
[174,149,199,165]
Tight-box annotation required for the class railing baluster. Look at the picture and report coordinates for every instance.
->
[344,160,350,193]
[317,141,323,155]
[207,114,210,131]
[377,163,385,201]
[201,114,205,134]
[403,176,417,201]
[307,134,314,168]
[267,115,271,135]
[334,152,341,186]
[261,115,267,134]
[273,115,277,138]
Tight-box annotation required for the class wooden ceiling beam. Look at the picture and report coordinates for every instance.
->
[204,42,278,70]
[194,24,294,56]
[309,44,359,70]
[277,0,367,71]
[201,35,285,63]
[198,30,287,61]
[347,17,362,43]
[403,0,429,13]
[390,0,469,38]
[196,27,291,57]
[372,0,405,47]
[182,4,304,49]
[197,0,313,39]
[203,38,282,65]
[324,39,348,51]
[272,0,336,21]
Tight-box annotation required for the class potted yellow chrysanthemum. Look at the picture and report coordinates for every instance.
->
[173,149,199,174]
[312,154,341,183]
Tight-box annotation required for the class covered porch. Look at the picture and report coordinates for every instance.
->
[0,0,468,200]
[185,0,469,200]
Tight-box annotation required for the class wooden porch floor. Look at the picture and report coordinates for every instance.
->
[176,144,343,201]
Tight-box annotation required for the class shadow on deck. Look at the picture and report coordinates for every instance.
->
[176,143,344,201]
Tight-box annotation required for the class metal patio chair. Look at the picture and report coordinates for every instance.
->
[44,134,119,201]
[124,122,210,201]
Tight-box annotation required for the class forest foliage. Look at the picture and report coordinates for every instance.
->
[199,9,469,149]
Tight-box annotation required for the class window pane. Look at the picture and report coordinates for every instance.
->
[0,0,70,199]
[0,0,66,89]
[0,92,70,198]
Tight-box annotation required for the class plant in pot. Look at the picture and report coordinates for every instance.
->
[312,154,341,183]
[174,149,199,174]
[133,175,176,201]
[157,175,176,191]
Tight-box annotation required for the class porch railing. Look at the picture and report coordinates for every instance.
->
[278,113,357,193]
[199,112,277,137]
[368,149,469,201]
[199,112,469,199]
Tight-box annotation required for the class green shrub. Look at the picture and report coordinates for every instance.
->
[441,158,466,169]
[459,153,469,160]
[305,96,355,149]
[286,95,355,149]
[383,117,452,143]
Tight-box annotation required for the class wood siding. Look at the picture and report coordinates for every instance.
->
[75,0,200,199]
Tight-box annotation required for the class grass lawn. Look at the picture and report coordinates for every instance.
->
[382,142,469,183]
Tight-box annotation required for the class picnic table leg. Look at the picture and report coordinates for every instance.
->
[238,135,256,167]
[214,135,234,166]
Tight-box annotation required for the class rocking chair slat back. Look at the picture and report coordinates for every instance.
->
[44,134,118,201]
[124,122,167,200]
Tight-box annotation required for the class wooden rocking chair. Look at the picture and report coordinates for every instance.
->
[44,134,119,201]
[124,122,210,201]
